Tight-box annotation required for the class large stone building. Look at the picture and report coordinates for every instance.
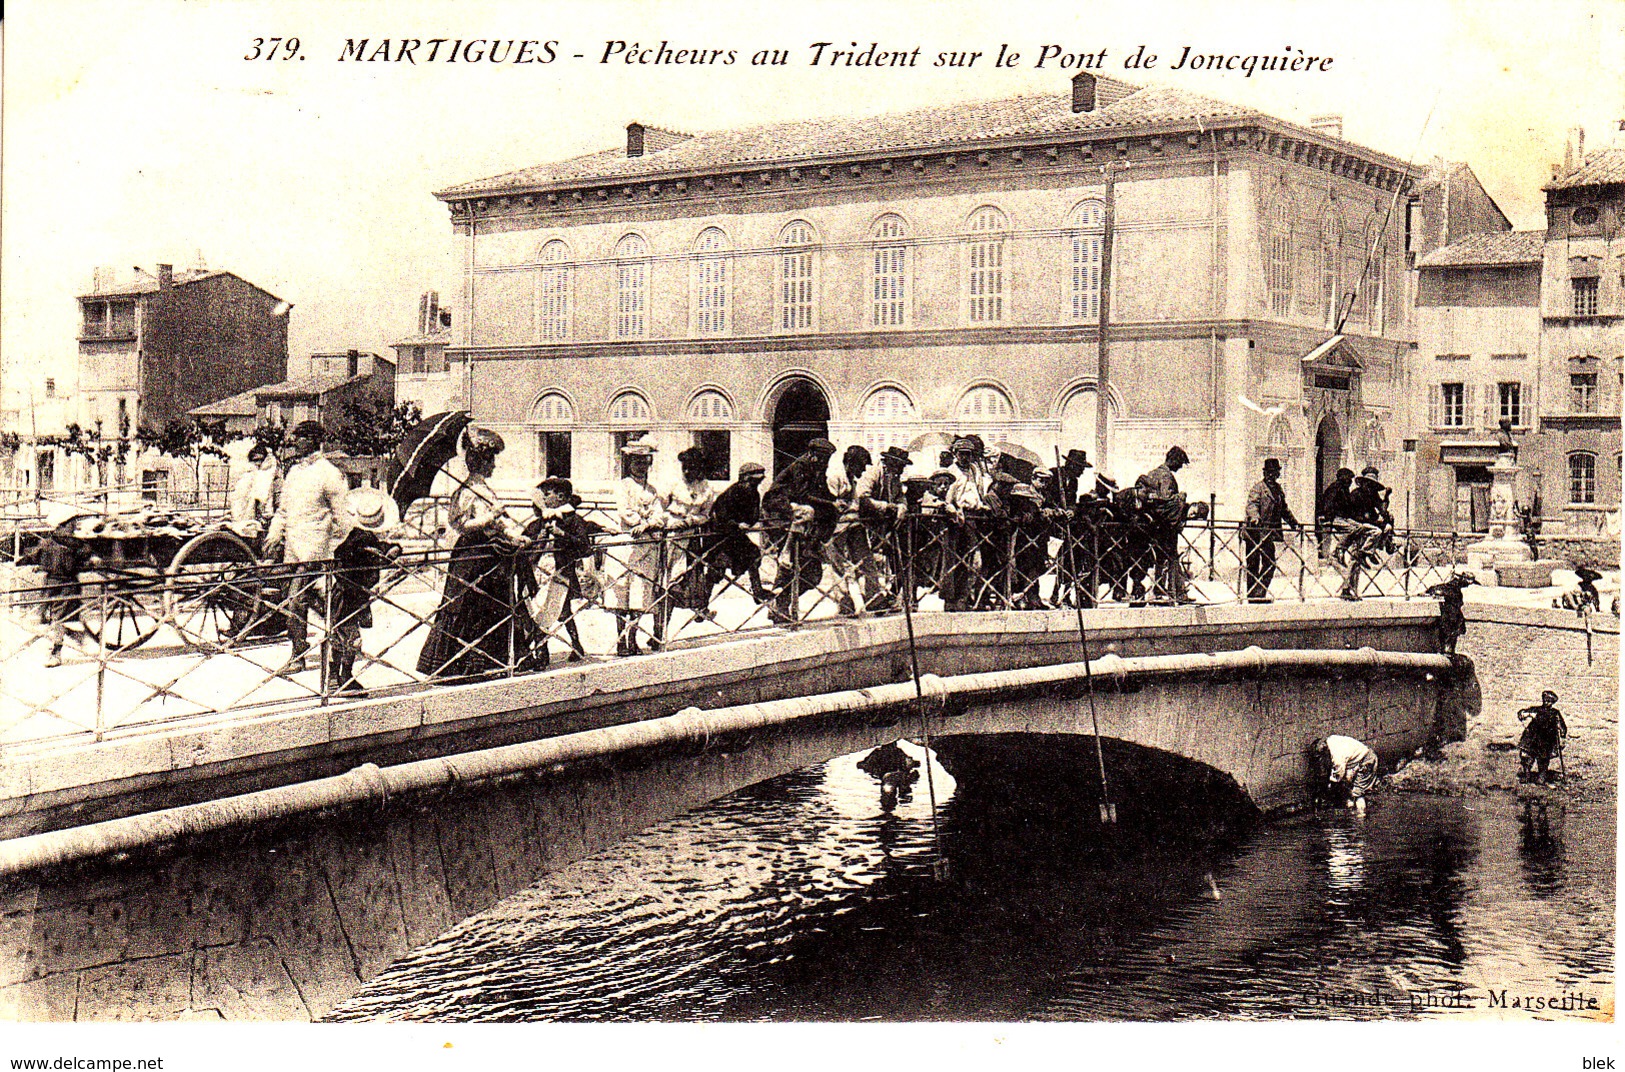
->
[434,76,1500,514]
[1410,142,1623,535]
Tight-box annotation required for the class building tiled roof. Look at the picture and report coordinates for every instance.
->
[1418,230,1545,268]
[1546,147,1625,190]
[80,269,222,299]
[438,79,1289,197]
[188,387,260,418]
[390,333,453,348]
[252,373,367,401]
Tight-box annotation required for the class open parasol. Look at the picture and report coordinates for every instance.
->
[387,411,472,512]
[987,441,1042,483]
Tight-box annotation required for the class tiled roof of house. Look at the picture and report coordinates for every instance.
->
[188,386,260,418]
[1418,230,1546,268]
[436,79,1304,197]
[1546,147,1625,190]
[251,373,366,401]
[80,269,222,299]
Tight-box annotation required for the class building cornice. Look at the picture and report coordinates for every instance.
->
[440,121,1420,228]
[449,319,1409,362]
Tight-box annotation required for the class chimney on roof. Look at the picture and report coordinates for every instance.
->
[347,349,360,378]
[1310,115,1343,140]
[1071,72,1096,114]
[627,122,645,158]
[156,264,174,289]
[418,293,429,335]
[428,291,440,334]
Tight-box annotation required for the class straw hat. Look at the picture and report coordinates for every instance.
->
[346,486,400,533]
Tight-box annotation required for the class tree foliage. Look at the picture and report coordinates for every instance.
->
[332,398,422,458]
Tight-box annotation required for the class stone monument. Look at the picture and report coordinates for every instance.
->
[1465,419,1555,585]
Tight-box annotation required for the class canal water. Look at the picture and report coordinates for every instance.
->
[331,742,1614,1023]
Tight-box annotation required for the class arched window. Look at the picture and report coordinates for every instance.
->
[860,386,918,454]
[778,221,818,332]
[532,392,574,479]
[1267,195,1294,317]
[1320,207,1341,327]
[1069,199,1105,322]
[537,239,572,340]
[692,228,731,336]
[1569,452,1597,504]
[965,207,1008,324]
[608,390,652,423]
[870,214,910,328]
[957,384,1015,441]
[687,389,733,421]
[615,234,649,338]
[685,390,734,480]
[609,390,653,478]
[532,391,574,424]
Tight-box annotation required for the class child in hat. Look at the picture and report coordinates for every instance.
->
[524,476,603,664]
[328,487,402,692]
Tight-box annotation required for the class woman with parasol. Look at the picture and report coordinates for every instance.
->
[414,427,536,680]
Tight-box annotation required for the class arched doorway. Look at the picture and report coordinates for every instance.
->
[770,378,830,477]
[1314,411,1342,512]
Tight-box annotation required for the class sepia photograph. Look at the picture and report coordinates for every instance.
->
[0,0,1617,1064]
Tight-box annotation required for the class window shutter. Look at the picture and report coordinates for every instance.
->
[1464,383,1477,429]
[1482,385,1497,431]
[1522,381,1533,428]
[1428,384,1442,428]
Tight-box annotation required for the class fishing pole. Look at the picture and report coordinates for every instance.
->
[898,516,947,878]
[1058,446,1115,824]
[1335,89,1441,336]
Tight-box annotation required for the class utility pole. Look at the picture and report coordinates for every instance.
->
[1095,165,1116,471]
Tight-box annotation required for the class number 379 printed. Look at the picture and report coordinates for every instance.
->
[245,37,303,61]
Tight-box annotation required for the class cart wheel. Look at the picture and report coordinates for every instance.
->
[78,572,164,651]
[167,530,266,650]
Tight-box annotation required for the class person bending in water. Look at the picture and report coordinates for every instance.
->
[1311,735,1379,814]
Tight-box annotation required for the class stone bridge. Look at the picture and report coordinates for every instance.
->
[0,602,1468,1021]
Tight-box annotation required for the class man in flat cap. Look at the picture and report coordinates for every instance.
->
[1134,445,1194,604]
[707,460,771,609]
[940,435,993,611]
[859,446,913,611]
[1241,457,1303,602]
[761,438,840,623]
[265,420,354,674]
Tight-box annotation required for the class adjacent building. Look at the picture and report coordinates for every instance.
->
[433,75,1501,516]
[1410,142,1623,535]
[389,292,460,415]
[6,264,290,499]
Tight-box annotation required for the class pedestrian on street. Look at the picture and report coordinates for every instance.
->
[857,445,912,612]
[20,509,94,667]
[664,445,720,625]
[707,461,770,609]
[415,427,534,679]
[941,435,993,611]
[1319,467,1378,600]
[1241,457,1303,602]
[1135,446,1193,604]
[230,443,280,542]
[328,487,402,693]
[265,421,355,675]
[524,476,601,665]
[761,438,840,623]
[612,440,667,655]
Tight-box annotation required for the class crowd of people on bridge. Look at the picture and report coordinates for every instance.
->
[18,417,1419,685]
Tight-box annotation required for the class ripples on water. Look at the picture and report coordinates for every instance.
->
[331,742,1614,1023]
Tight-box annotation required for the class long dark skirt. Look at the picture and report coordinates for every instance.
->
[416,533,534,680]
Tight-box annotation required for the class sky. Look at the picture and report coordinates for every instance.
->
[3,0,1622,413]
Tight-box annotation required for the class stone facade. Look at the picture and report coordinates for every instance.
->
[433,80,1467,517]
[1410,145,1624,537]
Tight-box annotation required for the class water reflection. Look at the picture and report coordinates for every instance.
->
[331,743,1613,1023]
